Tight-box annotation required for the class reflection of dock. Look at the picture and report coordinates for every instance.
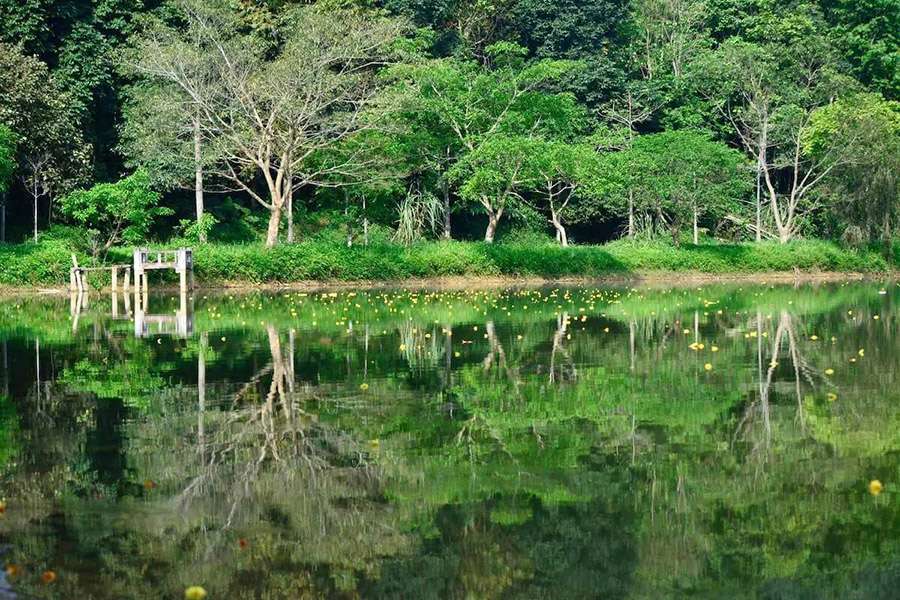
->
[69,288,194,338]
[134,289,193,338]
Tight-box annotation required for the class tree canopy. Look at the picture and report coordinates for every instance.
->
[0,0,895,250]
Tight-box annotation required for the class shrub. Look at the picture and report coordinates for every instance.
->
[0,238,893,288]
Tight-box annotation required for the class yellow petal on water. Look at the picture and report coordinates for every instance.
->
[858,348,865,357]
[824,368,834,376]
[704,363,713,371]
[827,393,837,402]
[710,346,719,352]
[810,335,818,341]
[873,315,880,320]
[185,586,207,600]
[359,383,369,391]
[869,480,883,496]
[683,329,690,334]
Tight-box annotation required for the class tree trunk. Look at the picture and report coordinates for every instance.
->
[755,163,762,242]
[286,187,294,243]
[442,178,451,240]
[628,190,635,238]
[193,116,205,243]
[551,214,568,247]
[33,193,38,243]
[484,210,501,243]
[362,196,369,246]
[884,212,893,260]
[265,203,282,248]
[0,202,5,243]
[693,207,699,245]
[777,224,792,244]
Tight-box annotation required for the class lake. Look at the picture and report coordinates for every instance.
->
[0,281,897,599]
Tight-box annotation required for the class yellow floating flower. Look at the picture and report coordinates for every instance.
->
[359,383,369,391]
[827,393,837,402]
[869,480,883,496]
[858,348,865,357]
[711,346,719,352]
[824,368,834,376]
[185,586,207,600]
[704,363,713,371]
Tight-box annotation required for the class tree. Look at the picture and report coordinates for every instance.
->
[121,81,212,242]
[601,130,748,244]
[508,0,633,108]
[806,93,900,256]
[448,135,531,242]
[520,139,607,246]
[0,42,90,242]
[689,37,856,243]
[128,0,406,247]
[633,0,709,82]
[0,124,14,241]
[383,42,581,241]
[820,0,899,100]
[59,169,172,257]
[599,85,661,237]
[0,0,145,181]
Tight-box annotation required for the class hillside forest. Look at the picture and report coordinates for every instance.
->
[0,0,897,258]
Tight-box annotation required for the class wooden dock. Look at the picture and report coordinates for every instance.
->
[70,248,193,294]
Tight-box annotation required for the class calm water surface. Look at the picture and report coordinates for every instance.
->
[0,282,897,599]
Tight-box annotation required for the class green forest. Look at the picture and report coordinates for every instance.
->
[0,0,898,284]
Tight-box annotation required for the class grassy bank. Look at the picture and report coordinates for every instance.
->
[0,238,896,288]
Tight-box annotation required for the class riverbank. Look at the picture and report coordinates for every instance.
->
[1,238,897,291]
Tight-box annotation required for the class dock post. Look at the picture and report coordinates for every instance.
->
[70,269,77,292]
[124,267,131,293]
[111,266,119,293]
[177,248,187,294]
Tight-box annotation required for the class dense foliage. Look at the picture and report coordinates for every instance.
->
[0,0,897,271]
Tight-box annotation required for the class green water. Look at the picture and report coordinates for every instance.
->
[0,282,897,599]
